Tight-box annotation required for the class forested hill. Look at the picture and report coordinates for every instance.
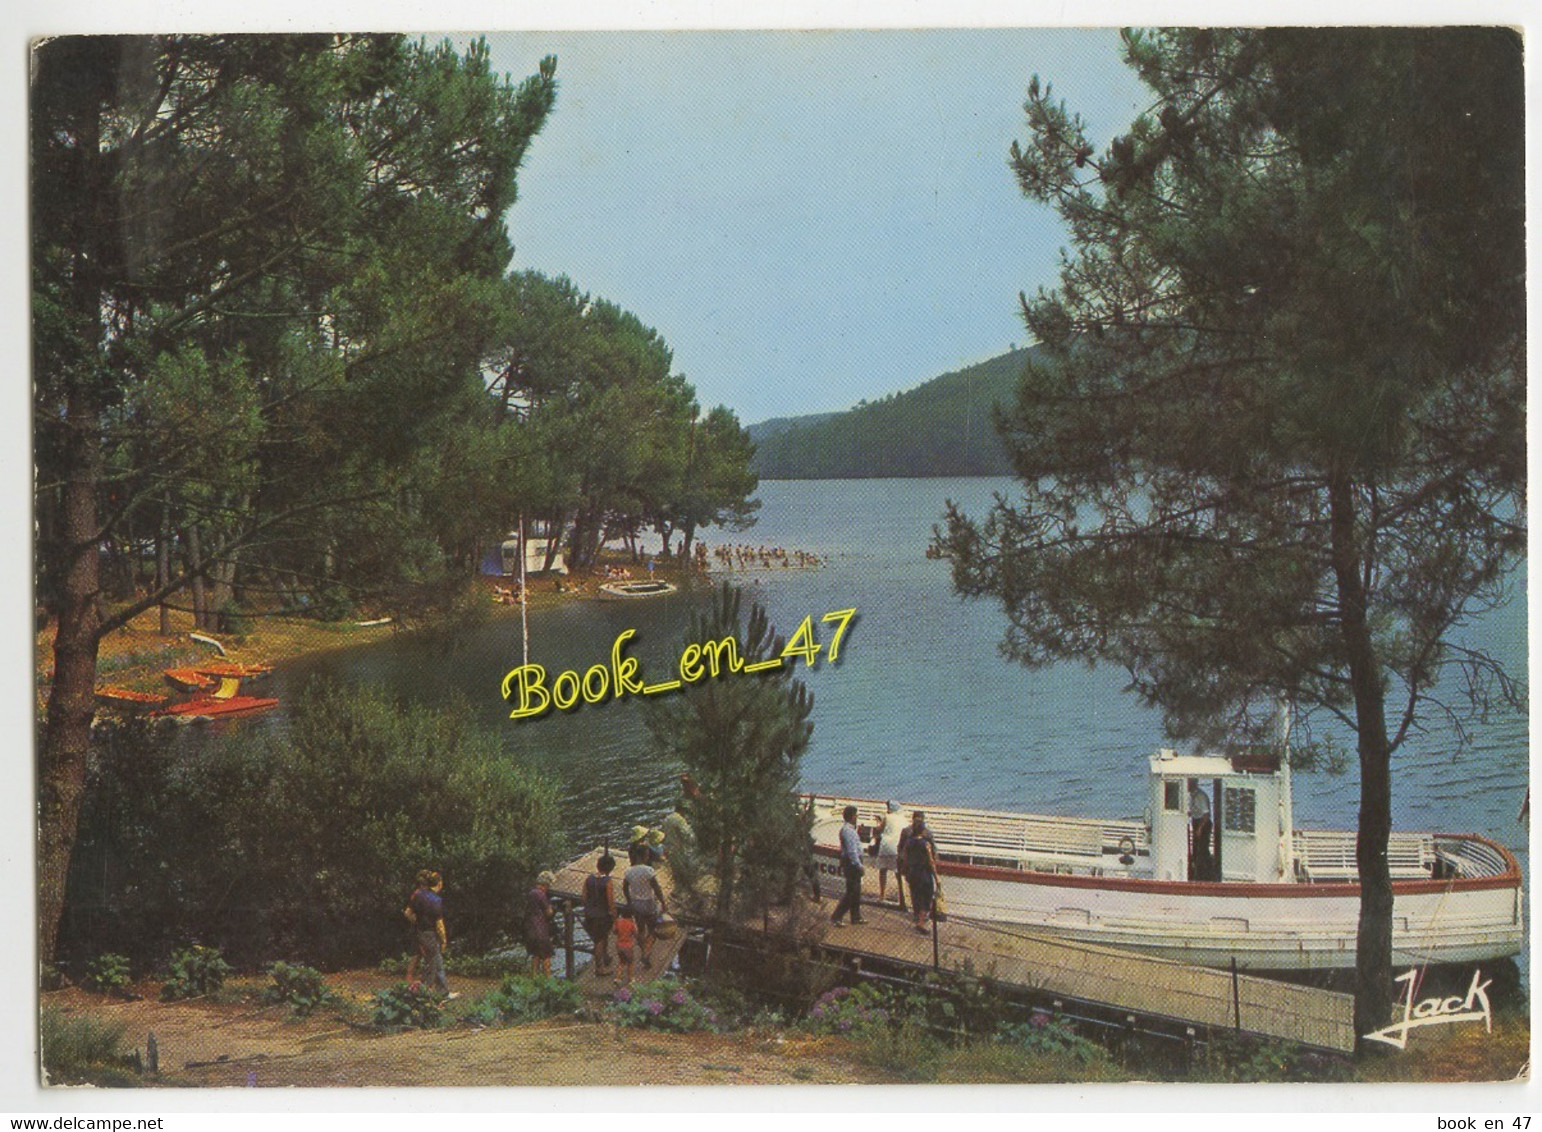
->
[747,346,1036,478]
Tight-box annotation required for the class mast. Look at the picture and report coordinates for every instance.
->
[1276,699,1294,880]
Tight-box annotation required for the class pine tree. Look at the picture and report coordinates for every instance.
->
[937,28,1523,1038]
[646,584,814,920]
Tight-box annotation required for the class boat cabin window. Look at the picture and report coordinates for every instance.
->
[1164,780,1182,811]
[1223,785,1256,833]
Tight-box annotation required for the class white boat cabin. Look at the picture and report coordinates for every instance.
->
[811,746,1453,888]
[1146,747,1292,883]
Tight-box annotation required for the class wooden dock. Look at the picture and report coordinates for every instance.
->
[548,847,1356,1053]
[549,848,690,997]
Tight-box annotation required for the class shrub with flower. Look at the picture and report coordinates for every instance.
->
[995,1015,1108,1066]
[605,978,721,1033]
[800,983,895,1038]
[464,974,582,1026]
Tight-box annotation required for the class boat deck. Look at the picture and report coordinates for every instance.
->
[548,845,1355,1053]
[806,793,1151,875]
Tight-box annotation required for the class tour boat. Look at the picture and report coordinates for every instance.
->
[807,747,1523,972]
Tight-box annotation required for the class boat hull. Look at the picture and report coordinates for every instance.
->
[597,581,677,599]
[155,694,279,720]
[811,837,1524,972]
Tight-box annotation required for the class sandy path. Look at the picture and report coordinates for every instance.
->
[43,981,876,1089]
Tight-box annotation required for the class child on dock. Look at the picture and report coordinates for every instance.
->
[613,907,637,985]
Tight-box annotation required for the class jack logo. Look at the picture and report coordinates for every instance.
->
[1362,967,1492,1050]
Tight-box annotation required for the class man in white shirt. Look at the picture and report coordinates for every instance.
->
[830,805,866,926]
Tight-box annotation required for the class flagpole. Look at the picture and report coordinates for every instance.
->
[520,513,530,667]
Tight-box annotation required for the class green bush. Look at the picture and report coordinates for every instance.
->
[312,584,354,623]
[1196,1032,1352,1083]
[464,974,582,1026]
[263,962,333,1017]
[82,953,132,996]
[371,982,445,1029]
[848,1018,947,1082]
[799,968,1007,1042]
[59,682,561,970]
[160,945,231,1001]
[442,939,530,979]
[40,1008,132,1086]
[997,1013,1111,1067]
[218,601,251,639]
[606,979,722,1033]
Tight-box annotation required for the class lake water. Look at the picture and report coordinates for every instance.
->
[269,477,1529,898]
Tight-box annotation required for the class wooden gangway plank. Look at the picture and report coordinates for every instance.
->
[783,901,1354,1053]
[548,847,1355,1052]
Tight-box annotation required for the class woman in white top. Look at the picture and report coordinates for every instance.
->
[874,801,906,910]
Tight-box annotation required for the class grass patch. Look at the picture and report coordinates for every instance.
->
[936,1038,1126,1084]
[1354,1012,1529,1083]
[40,1009,137,1087]
[846,1020,948,1083]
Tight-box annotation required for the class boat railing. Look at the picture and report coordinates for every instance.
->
[1292,829,1436,882]
[1434,835,1515,880]
[803,793,1149,869]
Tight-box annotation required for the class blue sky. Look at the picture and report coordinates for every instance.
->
[485,30,1150,424]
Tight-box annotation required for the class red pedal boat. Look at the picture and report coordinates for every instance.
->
[164,667,218,692]
[155,695,279,720]
[95,686,170,712]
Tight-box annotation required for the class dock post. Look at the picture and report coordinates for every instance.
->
[1230,956,1241,1031]
[564,901,576,980]
[931,914,940,970]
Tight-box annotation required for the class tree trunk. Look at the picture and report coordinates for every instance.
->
[208,557,235,623]
[541,511,567,573]
[38,386,104,969]
[713,838,736,921]
[186,523,208,630]
[1329,472,1395,1042]
[156,504,171,635]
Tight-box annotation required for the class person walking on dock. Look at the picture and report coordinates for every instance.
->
[623,845,669,969]
[830,805,867,926]
[874,801,906,910]
[403,869,452,997]
[899,811,938,933]
[527,870,557,977]
[583,855,619,975]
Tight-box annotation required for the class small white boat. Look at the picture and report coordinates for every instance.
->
[808,747,1523,972]
[598,580,677,599]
